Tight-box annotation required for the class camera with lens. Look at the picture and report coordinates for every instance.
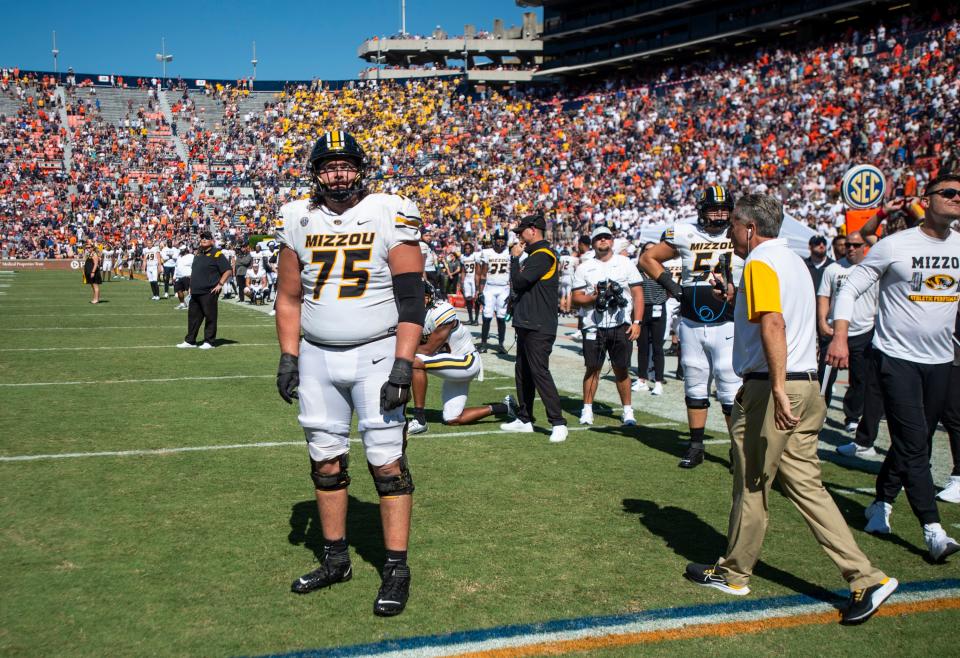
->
[594,279,628,312]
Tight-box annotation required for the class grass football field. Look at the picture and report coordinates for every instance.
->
[1,271,958,657]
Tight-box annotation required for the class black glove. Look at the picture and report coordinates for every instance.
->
[276,352,299,404]
[380,358,413,413]
[656,271,683,299]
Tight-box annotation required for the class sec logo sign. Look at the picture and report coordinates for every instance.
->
[841,164,886,209]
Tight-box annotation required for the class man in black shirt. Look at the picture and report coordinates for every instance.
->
[499,214,568,443]
[177,231,232,350]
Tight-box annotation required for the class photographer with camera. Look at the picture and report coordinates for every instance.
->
[572,226,644,427]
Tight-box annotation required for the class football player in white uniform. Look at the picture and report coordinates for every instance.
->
[477,229,511,353]
[161,239,179,298]
[558,248,579,316]
[275,130,424,617]
[408,282,515,434]
[173,245,193,310]
[460,242,480,325]
[245,258,269,304]
[101,242,115,282]
[640,186,743,469]
[142,239,162,300]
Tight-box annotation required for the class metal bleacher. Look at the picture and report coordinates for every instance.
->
[180,90,225,130]
[235,91,277,119]
[0,91,26,119]
[81,85,155,127]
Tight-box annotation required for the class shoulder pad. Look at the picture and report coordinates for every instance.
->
[214,251,222,257]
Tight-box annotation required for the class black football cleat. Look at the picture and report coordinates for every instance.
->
[291,559,352,594]
[678,445,704,469]
[373,562,411,617]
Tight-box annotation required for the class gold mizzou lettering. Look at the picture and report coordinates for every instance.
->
[908,294,959,303]
[690,241,733,251]
[924,274,957,291]
[304,232,375,248]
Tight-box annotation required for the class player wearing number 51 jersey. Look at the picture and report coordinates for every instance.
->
[275,130,425,617]
[640,185,744,469]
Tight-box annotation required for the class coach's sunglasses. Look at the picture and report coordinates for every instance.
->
[927,188,960,200]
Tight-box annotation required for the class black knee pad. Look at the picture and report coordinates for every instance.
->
[721,403,733,417]
[369,455,415,497]
[311,453,351,491]
[685,396,711,410]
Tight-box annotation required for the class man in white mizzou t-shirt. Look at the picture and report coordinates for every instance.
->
[829,173,960,562]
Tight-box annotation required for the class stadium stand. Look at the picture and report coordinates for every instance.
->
[1,10,958,262]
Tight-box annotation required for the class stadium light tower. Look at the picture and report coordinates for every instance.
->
[155,37,174,83]
[251,41,258,82]
[51,31,59,81]
[400,0,406,35]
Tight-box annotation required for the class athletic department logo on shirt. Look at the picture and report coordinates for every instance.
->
[925,274,957,291]
[840,164,886,209]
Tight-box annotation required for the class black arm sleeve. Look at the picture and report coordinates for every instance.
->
[511,251,555,294]
[392,272,426,326]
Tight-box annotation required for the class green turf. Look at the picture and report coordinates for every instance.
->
[1,272,958,657]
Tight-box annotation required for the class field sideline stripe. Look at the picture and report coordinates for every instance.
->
[257,579,960,658]
[1,311,260,318]
[0,343,275,352]
[0,427,597,462]
[0,374,272,388]
[0,324,274,331]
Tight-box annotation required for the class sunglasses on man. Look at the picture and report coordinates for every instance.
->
[927,188,960,200]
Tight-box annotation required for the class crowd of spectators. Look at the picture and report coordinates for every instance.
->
[1,11,957,261]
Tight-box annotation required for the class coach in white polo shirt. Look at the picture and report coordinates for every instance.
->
[684,194,896,625]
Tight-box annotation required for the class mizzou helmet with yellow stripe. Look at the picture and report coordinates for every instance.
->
[696,185,734,232]
[309,130,367,202]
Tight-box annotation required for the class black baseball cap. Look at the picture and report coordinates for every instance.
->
[808,235,827,246]
[512,214,546,233]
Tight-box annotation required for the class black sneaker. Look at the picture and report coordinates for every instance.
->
[496,343,507,354]
[291,559,352,594]
[684,563,750,596]
[479,343,489,353]
[679,445,704,469]
[840,577,898,625]
[373,562,411,617]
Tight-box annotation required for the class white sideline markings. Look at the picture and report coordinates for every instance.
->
[0,343,275,352]
[0,427,597,462]
[0,374,272,388]
[830,487,877,496]
[0,324,274,331]
[1,311,260,318]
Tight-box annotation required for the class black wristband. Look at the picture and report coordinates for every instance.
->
[388,358,413,385]
[656,271,682,298]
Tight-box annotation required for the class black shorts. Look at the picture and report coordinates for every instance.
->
[174,277,191,293]
[583,325,633,370]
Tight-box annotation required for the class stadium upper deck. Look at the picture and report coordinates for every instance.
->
[521,0,940,78]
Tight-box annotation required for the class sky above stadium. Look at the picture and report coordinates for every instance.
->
[1,0,540,82]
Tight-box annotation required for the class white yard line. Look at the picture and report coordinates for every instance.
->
[0,427,598,462]
[0,343,275,352]
[0,374,272,388]
[0,324,273,331]
[0,312,252,318]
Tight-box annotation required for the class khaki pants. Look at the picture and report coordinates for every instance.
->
[717,378,886,592]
